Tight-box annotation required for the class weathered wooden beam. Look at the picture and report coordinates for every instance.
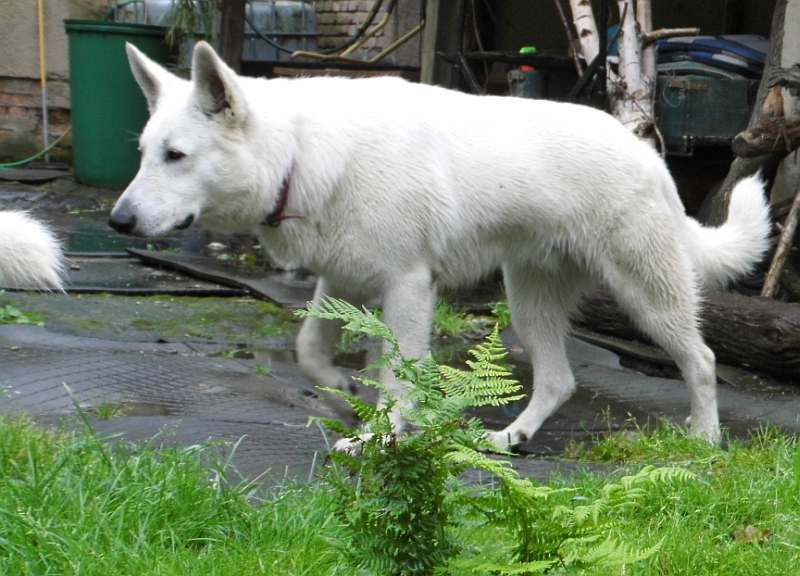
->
[576,291,800,379]
[732,116,800,158]
[217,0,246,72]
[420,0,464,88]
[641,27,701,45]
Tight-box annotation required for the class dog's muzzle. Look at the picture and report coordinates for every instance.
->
[109,204,137,235]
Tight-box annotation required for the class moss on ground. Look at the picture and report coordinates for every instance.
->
[0,293,297,344]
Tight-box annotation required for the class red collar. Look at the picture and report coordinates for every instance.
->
[264,173,302,228]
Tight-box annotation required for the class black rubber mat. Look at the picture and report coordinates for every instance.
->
[0,328,331,482]
[128,249,316,308]
[63,255,245,296]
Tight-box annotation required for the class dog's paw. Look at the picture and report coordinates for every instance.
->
[684,415,721,445]
[484,430,514,453]
[332,433,375,456]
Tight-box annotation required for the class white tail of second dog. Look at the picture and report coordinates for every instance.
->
[0,211,65,291]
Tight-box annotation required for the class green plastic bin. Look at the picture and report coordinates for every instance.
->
[65,20,170,189]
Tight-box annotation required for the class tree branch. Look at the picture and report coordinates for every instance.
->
[642,27,701,45]
[762,186,800,298]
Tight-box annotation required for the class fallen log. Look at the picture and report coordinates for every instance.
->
[576,291,800,380]
[732,116,800,158]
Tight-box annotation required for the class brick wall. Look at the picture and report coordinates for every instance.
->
[314,0,422,67]
[0,77,71,163]
[315,0,390,59]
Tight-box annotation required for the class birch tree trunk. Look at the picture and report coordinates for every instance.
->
[565,1,656,146]
[636,0,655,79]
[610,0,656,145]
[569,0,600,62]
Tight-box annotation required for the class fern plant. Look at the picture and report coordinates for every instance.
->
[451,464,694,574]
[299,298,523,575]
[298,298,694,575]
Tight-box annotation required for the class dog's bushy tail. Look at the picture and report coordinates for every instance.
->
[0,211,65,291]
[684,175,772,289]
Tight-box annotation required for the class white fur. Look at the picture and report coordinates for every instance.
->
[114,42,772,449]
[685,175,772,288]
[0,211,64,291]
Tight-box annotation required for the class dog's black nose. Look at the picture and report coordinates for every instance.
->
[109,208,137,235]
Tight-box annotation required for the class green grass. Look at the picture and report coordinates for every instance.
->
[434,301,474,337]
[93,402,126,420]
[562,423,800,575]
[0,416,345,576]
[254,363,272,377]
[1,417,799,575]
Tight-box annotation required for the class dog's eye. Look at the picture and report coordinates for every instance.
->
[166,149,186,162]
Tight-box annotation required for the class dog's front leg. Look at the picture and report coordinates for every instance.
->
[379,265,436,433]
[297,277,360,397]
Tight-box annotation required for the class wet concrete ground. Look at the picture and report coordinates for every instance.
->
[2,173,800,484]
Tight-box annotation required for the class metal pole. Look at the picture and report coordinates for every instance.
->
[37,0,50,163]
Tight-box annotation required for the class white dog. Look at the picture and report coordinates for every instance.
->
[0,211,64,291]
[111,41,770,449]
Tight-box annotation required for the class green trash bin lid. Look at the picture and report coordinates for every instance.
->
[64,20,168,37]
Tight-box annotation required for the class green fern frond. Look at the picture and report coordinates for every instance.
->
[457,558,557,575]
[350,375,387,393]
[308,416,354,437]
[467,324,510,363]
[439,365,524,407]
[318,387,381,425]
[562,534,662,568]
[298,297,399,358]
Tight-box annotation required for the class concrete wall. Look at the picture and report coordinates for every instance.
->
[0,0,105,162]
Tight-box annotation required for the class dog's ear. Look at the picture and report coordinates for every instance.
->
[191,41,248,124]
[125,43,175,114]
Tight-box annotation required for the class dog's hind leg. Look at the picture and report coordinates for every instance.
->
[486,262,588,451]
[599,240,720,444]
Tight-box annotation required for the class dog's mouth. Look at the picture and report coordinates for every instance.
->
[174,214,195,230]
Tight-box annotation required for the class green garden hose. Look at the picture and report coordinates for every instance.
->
[0,128,71,170]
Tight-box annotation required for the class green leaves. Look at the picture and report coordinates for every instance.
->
[0,296,43,326]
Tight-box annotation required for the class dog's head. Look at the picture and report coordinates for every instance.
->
[110,42,285,237]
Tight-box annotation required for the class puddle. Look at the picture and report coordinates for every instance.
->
[92,401,176,419]
[252,348,295,364]
[64,217,150,253]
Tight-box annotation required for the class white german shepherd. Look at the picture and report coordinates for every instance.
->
[0,211,64,291]
[111,41,770,449]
